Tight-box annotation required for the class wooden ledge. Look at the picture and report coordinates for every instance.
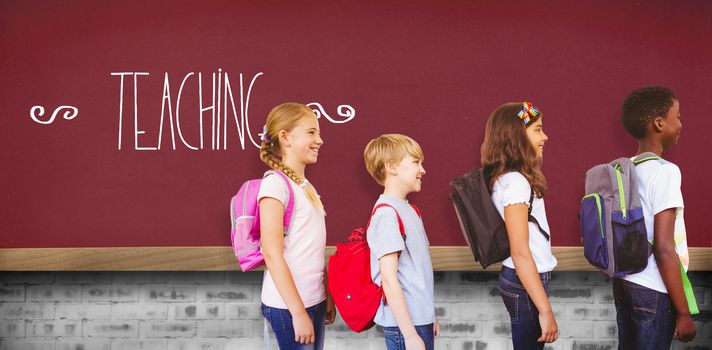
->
[1,247,711,271]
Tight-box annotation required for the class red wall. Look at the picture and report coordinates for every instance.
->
[1,0,710,247]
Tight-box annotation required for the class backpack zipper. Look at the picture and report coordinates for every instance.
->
[615,156,661,220]
[614,163,627,220]
[242,180,251,216]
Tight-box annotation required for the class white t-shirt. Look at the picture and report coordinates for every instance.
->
[623,158,689,294]
[491,172,557,273]
[257,172,326,309]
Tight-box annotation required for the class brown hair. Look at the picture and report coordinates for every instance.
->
[364,134,424,186]
[259,102,324,212]
[480,102,547,197]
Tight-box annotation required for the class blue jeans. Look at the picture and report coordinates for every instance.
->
[613,279,675,350]
[261,300,326,350]
[498,266,551,350]
[383,323,435,350]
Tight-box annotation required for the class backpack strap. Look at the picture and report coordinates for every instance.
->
[527,189,550,241]
[264,170,296,234]
[632,153,661,245]
[484,169,548,240]
[409,204,421,218]
[527,190,534,216]
[680,262,700,314]
[365,203,406,240]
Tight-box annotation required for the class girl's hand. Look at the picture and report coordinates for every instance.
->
[292,311,315,344]
[325,296,336,325]
[404,334,426,350]
[434,318,440,338]
[537,310,558,343]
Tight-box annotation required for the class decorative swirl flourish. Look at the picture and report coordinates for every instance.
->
[30,105,79,125]
[307,102,356,124]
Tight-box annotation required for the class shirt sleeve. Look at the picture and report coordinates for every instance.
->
[497,172,531,207]
[650,164,684,215]
[257,173,290,208]
[366,207,405,259]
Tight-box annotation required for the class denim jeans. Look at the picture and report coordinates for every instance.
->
[613,278,675,350]
[498,266,551,350]
[261,300,326,350]
[382,323,435,350]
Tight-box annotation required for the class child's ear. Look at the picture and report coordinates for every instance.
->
[652,117,665,133]
[384,162,398,176]
[278,130,290,147]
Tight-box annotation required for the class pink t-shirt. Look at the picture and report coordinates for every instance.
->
[257,172,326,309]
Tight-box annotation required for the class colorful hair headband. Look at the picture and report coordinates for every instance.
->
[517,102,539,125]
[260,125,271,144]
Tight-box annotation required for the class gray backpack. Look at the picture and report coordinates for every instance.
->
[579,152,659,278]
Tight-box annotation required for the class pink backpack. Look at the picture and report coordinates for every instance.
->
[230,170,295,271]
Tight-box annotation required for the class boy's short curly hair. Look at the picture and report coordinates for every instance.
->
[364,134,423,186]
[621,86,677,139]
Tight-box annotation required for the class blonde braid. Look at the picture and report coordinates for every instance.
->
[303,184,325,215]
[260,141,325,213]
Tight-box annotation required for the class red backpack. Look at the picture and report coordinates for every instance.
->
[327,203,419,332]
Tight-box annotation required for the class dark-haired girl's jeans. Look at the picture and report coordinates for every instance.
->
[613,278,675,350]
[261,300,326,350]
[499,266,551,350]
[383,323,435,350]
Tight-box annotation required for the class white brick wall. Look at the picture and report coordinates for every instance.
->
[0,271,710,350]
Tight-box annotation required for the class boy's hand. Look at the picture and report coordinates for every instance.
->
[404,334,426,350]
[674,314,696,342]
[292,311,315,344]
[325,296,336,325]
[537,310,558,343]
[434,318,440,338]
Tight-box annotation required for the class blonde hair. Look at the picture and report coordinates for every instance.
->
[259,102,324,212]
[364,134,424,186]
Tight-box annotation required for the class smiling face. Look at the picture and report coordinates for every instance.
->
[390,153,426,193]
[526,116,548,158]
[281,113,323,165]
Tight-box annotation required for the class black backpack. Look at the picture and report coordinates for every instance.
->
[450,168,549,268]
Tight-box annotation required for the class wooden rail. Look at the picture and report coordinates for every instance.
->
[2,247,711,271]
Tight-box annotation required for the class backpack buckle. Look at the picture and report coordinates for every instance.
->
[348,228,365,242]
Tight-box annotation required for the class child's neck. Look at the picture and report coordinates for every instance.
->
[281,157,306,178]
[383,185,409,201]
[637,138,665,157]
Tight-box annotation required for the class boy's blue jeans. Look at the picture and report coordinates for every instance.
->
[498,266,551,350]
[382,323,435,350]
[261,300,326,350]
[613,278,675,350]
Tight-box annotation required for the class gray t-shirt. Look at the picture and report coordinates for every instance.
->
[367,194,435,327]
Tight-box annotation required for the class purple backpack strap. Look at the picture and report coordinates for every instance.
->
[265,170,296,234]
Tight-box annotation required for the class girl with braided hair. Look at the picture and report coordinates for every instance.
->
[257,102,335,349]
